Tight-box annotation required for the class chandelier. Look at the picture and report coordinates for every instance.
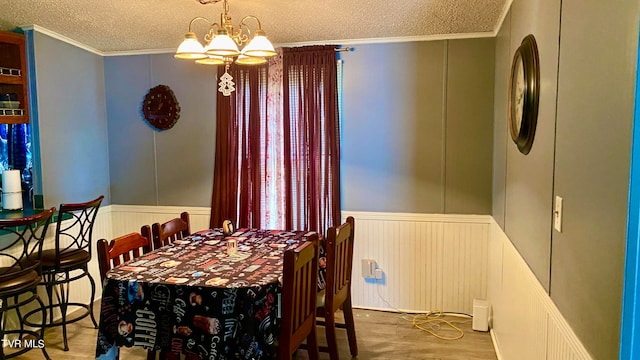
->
[175,0,277,96]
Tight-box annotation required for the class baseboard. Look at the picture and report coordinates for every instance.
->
[490,329,504,360]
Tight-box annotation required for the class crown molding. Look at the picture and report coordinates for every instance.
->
[102,48,178,57]
[493,0,514,35]
[275,32,495,49]
[19,24,104,56]
[20,24,500,58]
[104,32,496,56]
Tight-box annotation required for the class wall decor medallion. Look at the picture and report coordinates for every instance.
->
[142,85,180,131]
[508,34,540,155]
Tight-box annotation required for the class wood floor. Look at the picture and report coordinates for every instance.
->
[12,303,497,359]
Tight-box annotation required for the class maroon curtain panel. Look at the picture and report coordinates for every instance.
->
[210,46,341,233]
[210,65,267,229]
[282,45,341,232]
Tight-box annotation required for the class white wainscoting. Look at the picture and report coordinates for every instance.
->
[488,219,593,360]
[343,211,491,315]
[47,206,594,359]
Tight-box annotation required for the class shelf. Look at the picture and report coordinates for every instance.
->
[0,75,23,85]
[0,115,28,124]
[0,31,28,124]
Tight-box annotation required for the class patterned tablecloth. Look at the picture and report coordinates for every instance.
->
[95,228,316,360]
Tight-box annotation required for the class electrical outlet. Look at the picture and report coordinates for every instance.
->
[554,196,563,232]
[361,259,376,278]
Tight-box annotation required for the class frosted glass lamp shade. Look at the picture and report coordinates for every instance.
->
[242,30,276,57]
[206,31,241,57]
[174,32,207,59]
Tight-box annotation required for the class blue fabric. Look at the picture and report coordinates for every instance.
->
[0,124,32,195]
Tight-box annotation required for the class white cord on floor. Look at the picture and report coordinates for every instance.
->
[375,279,472,340]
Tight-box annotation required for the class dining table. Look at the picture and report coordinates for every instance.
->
[95,227,319,360]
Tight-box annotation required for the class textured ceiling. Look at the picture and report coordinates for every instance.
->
[0,0,508,54]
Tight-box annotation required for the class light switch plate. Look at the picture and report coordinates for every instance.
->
[554,196,563,232]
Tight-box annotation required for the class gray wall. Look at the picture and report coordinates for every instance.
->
[104,39,494,213]
[551,0,638,358]
[500,0,561,292]
[104,54,216,207]
[493,0,640,359]
[29,32,216,208]
[31,31,110,207]
[341,39,494,214]
[27,36,494,213]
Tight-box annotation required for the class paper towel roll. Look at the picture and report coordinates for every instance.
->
[3,192,22,210]
[2,170,21,193]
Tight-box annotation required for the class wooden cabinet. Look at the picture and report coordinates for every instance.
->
[0,31,28,124]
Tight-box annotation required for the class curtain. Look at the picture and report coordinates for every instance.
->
[282,45,340,232]
[210,45,341,233]
[262,50,286,228]
[210,64,268,229]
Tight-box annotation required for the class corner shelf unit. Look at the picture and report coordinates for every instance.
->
[0,31,29,124]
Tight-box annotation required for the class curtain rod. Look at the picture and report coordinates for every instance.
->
[335,47,353,52]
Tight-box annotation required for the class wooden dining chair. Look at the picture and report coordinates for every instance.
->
[316,216,357,359]
[279,234,320,360]
[149,213,195,359]
[97,226,185,360]
[96,225,152,284]
[151,212,191,250]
